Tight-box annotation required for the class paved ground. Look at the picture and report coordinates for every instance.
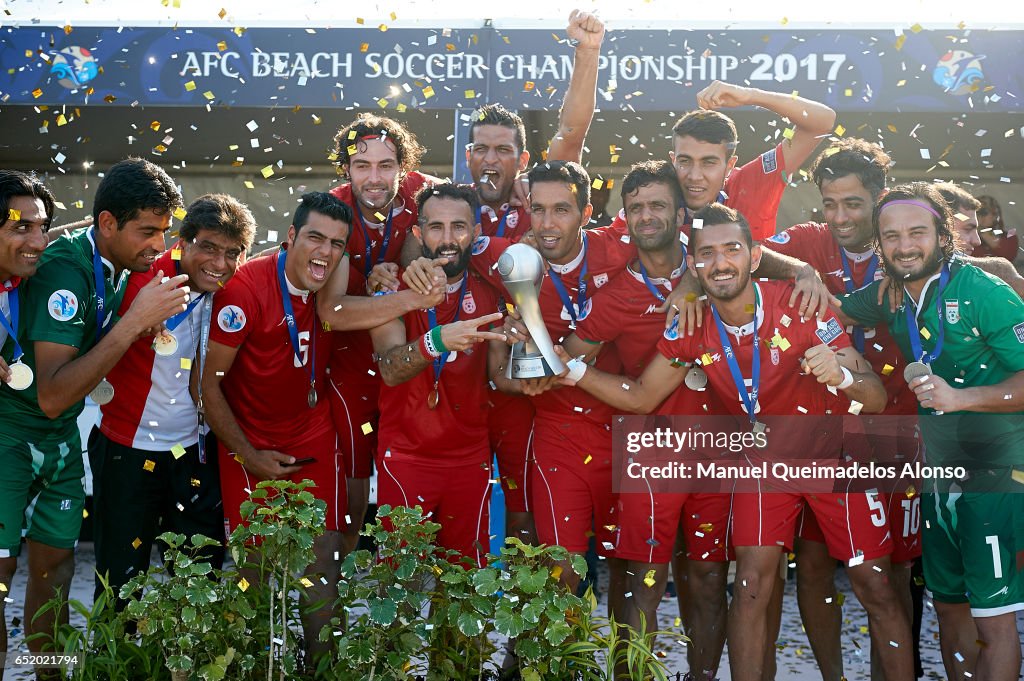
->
[4,543,1022,679]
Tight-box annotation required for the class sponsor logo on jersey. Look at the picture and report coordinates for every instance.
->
[462,291,476,314]
[594,272,609,288]
[471,235,490,255]
[815,318,844,345]
[644,304,659,315]
[48,289,78,321]
[505,210,519,229]
[766,231,790,245]
[945,300,960,324]
[761,148,778,175]
[1014,321,1024,344]
[218,305,247,332]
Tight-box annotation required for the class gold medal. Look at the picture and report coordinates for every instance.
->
[427,382,440,410]
[7,361,33,391]
[90,378,115,405]
[153,333,178,357]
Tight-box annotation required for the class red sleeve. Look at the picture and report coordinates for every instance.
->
[117,268,157,315]
[727,142,787,241]
[588,226,637,270]
[656,323,700,363]
[209,274,259,349]
[761,222,825,260]
[608,209,629,237]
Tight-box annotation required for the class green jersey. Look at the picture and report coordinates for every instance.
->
[842,260,1024,478]
[0,227,128,439]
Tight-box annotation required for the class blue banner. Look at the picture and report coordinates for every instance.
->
[2,25,1019,112]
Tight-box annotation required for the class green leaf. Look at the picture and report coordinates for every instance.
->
[516,567,548,594]
[368,597,398,626]
[521,668,542,681]
[181,605,197,625]
[543,619,572,646]
[570,554,589,579]
[471,567,500,595]
[456,611,484,637]
[494,607,526,638]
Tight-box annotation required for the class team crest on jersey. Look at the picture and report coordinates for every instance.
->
[218,305,247,332]
[505,210,519,229]
[471,235,490,255]
[770,346,781,366]
[945,300,960,324]
[462,291,476,314]
[1014,321,1024,344]
[594,272,609,288]
[815,318,844,345]
[47,290,78,321]
[761,148,778,174]
[561,299,593,323]
[663,319,680,341]
[766,231,790,245]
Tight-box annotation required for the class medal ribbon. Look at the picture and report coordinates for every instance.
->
[638,242,688,303]
[838,250,879,353]
[427,276,469,389]
[904,262,950,364]
[710,285,762,424]
[165,260,208,333]
[0,286,24,362]
[353,204,394,280]
[547,233,588,325]
[89,227,115,343]
[196,296,213,464]
[276,249,317,394]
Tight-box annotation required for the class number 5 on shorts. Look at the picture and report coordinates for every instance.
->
[866,492,886,528]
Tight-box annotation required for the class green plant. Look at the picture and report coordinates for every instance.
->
[120,532,258,680]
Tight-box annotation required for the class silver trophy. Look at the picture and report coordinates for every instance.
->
[497,244,567,379]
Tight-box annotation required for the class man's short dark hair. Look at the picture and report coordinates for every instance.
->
[620,160,685,211]
[527,161,590,213]
[690,203,753,251]
[332,114,425,178]
[0,170,56,228]
[934,181,982,212]
[873,182,959,260]
[811,138,891,201]
[180,194,257,251]
[672,110,739,156]
[93,158,183,228]
[416,182,481,224]
[293,192,353,235]
[468,104,527,151]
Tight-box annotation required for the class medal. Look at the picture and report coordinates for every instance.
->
[153,333,178,356]
[426,276,469,412]
[7,361,33,391]
[307,384,318,409]
[277,250,320,411]
[684,366,708,391]
[90,378,115,405]
[752,420,768,448]
[427,383,440,410]
[903,361,931,385]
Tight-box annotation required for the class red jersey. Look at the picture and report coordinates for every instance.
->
[209,251,332,450]
[100,249,207,450]
[377,272,500,462]
[480,204,531,243]
[610,143,787,242]
[657,281,850,456]
[575,262,726,416]
[974,229,1019,260]
[764,222,914,413]
[471,228,636,426]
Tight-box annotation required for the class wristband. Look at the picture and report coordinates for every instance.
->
[421,331,442,359]
[430,325,449,354]
[563,358,588,386]
[835,366,854,390]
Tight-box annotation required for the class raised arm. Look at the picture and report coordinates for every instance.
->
[546,10,605,164]
[568,348,688,414]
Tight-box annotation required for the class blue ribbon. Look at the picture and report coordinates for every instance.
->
[0,286,23,362]
[547,233,588,325]
[904,262,950,364]
[838,250,879,353]
[276,249,316,388]
[638,242,688,303]
[476,206,510,239]
[427,276,469,387]
[710,286,762,424]
[90,228,114,343]
[353,204,394,280]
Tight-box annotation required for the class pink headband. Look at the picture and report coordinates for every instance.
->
[879,199,943,220]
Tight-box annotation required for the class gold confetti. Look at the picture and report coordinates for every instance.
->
[261,165,274,178]
[217,41,228,52]
[910,23,923,33]
[464,89,476,99]
[422,86,435,99]
[31,88,43,99]
[150,120,161,131]
[191,478,201,487]
[217,7,227,19]
[782,127,795,140]
[361,422,373,435]
[132,538,142,549]
[173,206,187,221]
[591,179,604,190]
[299,577,314,588]
[920,327,931,341]
[203,91,215,100]
[881,364,894,376]
[583,454,593,465]
[243,180,254,189]
[376,97,388,108]
[171,444,187,460]
[844,88,853,97]
[143,459,156,472]
[359,42,369,52]
[895,35,906,51]
[56,114,67,126]
[180,358,192,370]
[523,81,535,91]
[237,577,250,592]
[1012,470,1024,486]
[643,570,657,588]
[551,565,563,580]
[184,80,196,91]
[171,248,182,261]
[7,209,20,221]
[103,94,117,103]
[834,124,846,136]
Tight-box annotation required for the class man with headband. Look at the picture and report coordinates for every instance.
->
[837,182,1024,681]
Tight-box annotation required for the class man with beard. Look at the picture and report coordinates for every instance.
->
[837,183,1024,681]
[370,183,506,563]
[0,159,190,671]
[89,194,255,605]
[936,182,982,256]
[561,204,913,681]
[202,192,351,664]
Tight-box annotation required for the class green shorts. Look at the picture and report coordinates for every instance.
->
[0,428,86,557]
[922,491,1024,617]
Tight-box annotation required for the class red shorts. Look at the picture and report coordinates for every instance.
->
[376,449,492,567]
[328,376,379,480]
[219,435,347,538]
[734,488,892,563]
[488,392,534,513]
[530,417,617,555]
[616,491,731,564]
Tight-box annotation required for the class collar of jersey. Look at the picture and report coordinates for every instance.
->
[86,228,120,286]
[720,282,764,338]
[445,275,466,294]
[841,247,875,263]
[361,198,405,228]
[548,238,585,275]
[905,264,947,321]
[626,260,683,290]
[284,271,310,303]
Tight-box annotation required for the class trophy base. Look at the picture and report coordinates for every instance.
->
[509,354,557,379]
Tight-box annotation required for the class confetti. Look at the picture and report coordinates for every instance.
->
[237,577,250,592]
[261,165,275,178]
[7,209,20,221]
[143,459,156,472]
[171,444,187,460]
[184,81,196,92]
[881,364,894,376]
[170,248,182,261]
[181,358,192,370]
[132,538,142,549]
[643,570,657,588]
[173,206,187,221]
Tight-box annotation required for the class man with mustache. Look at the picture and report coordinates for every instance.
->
[0,159,190,673]
[837,182,1024,681]
[370,183,507,563]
